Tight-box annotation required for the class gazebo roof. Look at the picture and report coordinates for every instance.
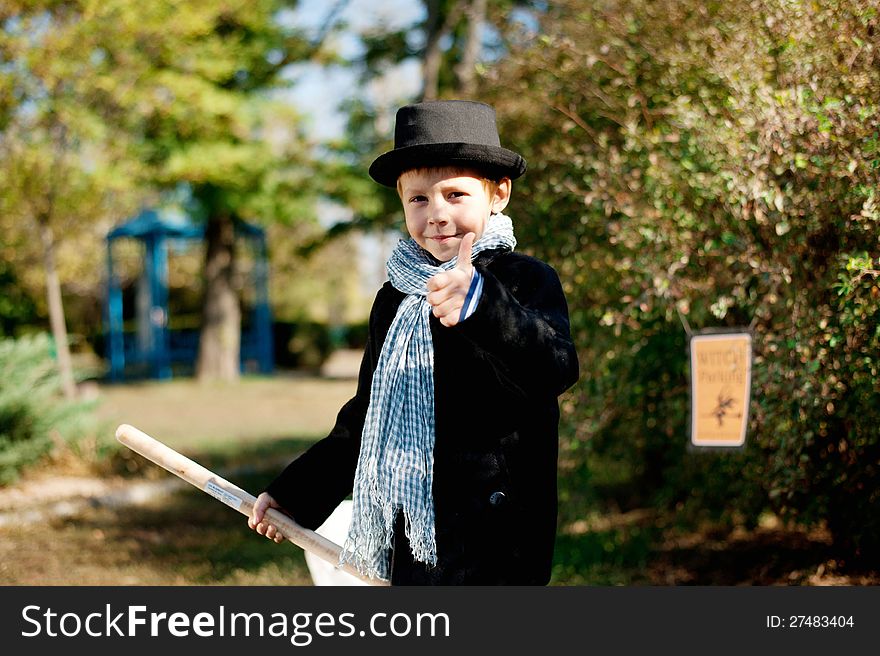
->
[107,207,265,241]
[108,208,202,240]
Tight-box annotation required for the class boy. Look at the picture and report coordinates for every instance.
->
[249,100,579,584]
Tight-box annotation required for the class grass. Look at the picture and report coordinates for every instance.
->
[92,374,357,449]
[0,374,356,586]
[1,374,876,586]
[551,452,879,586]
[0,486,315,586]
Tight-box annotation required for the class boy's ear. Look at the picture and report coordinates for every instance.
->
[491,177,512,214]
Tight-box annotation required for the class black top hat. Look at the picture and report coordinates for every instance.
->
[369,100,527,187]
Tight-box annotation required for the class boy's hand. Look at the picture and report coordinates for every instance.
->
[248,492,287,544]
[426,232,475,327]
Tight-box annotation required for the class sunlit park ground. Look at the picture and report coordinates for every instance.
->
[0,372,876,587]
[0,373,358,586]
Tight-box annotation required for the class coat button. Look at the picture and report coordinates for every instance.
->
[489,491,507,506]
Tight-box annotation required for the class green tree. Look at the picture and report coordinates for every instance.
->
[86,1,321,382]
[1,2,146,397]
[485,0,880,556]
[2,1,327,383]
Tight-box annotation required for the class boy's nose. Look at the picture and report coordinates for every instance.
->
[428,214,449,225]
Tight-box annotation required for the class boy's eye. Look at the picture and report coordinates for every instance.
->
[409,195,427,203]
[448,191,467,199]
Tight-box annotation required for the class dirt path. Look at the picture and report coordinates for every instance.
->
[0,473,183,527]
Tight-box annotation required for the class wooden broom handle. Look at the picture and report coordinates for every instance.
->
[115,423,388,586]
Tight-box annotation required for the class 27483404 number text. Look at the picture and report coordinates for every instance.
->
[766,615,854,628]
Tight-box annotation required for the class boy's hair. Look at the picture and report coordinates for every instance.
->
[396,166,502,200]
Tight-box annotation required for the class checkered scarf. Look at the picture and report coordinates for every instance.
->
[340,213,517,580]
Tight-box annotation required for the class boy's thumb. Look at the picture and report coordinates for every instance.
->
[456,233,475,270]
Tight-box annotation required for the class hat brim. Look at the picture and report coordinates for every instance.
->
[369,142,527,188]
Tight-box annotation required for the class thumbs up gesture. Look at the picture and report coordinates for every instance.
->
[426,232,476,327]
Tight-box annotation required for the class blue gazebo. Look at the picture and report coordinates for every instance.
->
[105,208,273,380]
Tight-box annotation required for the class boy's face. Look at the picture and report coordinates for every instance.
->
[398,167,511,262]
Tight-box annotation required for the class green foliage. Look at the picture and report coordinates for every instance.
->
[1,1,329,349]
[1,1,151,286]
[0,259,39,337]
[0,333,96,484]
[485,0,880,556]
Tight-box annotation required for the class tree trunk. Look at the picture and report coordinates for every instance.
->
[421,0,472,101]
[422,0,443,100]
[38,219,77,400]
[196,213,240,383]
[454,0,486,96]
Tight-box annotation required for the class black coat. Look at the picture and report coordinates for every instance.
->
[266,248,579,585]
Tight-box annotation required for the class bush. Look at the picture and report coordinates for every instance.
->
[0,259,39,337]
[0,333,96,484]
[486,0,880,556]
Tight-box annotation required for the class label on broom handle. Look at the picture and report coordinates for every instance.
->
[205,480,243,511]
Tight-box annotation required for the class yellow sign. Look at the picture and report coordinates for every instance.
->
[690,332,752,447]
